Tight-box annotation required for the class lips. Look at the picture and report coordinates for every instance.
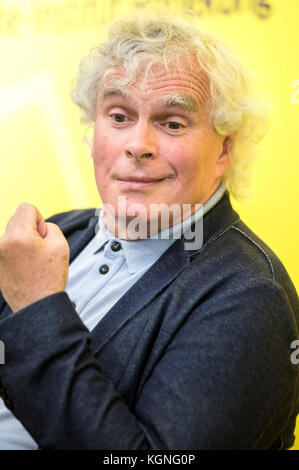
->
[117,176,165,183]
[115,175,170,189]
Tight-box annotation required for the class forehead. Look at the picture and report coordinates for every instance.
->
[98,59,210,109]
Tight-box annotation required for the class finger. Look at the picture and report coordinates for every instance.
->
[45,222,68,246]
[5,203,47,238]
[44,222,70,256]
[44,222,63,238]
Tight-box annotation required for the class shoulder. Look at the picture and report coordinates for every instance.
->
[197,216,295,290]
[181,215,299,335]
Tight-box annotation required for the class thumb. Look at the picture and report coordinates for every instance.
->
[36,217,47,239]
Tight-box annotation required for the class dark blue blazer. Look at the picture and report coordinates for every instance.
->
[0,191,298,450]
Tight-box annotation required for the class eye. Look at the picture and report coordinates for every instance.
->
[111,113,127,123]
[166,121,185,130]
[162,120,187,134]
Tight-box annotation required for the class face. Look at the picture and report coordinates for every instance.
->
[91,60,231,238]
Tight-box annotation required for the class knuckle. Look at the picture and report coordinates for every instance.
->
[18,202,32,210]
[17,202,35,214]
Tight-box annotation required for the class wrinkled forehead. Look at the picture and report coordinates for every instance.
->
[98,56,210,109]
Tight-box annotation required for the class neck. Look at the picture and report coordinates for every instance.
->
[102,203,204,241]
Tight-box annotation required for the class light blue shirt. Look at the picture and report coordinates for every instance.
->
[0,183,226,449]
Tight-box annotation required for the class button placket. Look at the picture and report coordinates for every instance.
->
[98,240,123,275]
[98,240,123,276]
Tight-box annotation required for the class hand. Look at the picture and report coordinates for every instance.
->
[0,203,70,313]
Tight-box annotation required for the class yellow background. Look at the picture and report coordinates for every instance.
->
[0,0,298,449]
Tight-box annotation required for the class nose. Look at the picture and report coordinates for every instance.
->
[125,120,157,161]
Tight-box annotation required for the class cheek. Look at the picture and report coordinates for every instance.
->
[168,141,202,182]
[181,132,219,178]
[92,131,123,179]
[91,135,114,191]
[92,115,120,157]
[92,132,110,161]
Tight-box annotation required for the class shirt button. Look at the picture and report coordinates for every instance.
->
[111,241,122,252]
[99,264,109,275]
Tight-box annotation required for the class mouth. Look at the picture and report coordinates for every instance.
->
[116,176,171,189]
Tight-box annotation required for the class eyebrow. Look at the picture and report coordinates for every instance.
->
[101,87,200,113]
[161,94,199,113]
[102,87,131,101]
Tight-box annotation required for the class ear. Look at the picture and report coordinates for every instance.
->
[215,135,233,179]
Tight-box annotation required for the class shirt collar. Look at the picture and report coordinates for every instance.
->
[94,215,174,274]
[93,182,226,274]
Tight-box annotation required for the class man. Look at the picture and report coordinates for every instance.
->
[0,15,298,450]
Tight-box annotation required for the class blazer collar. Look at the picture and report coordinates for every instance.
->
[184,190,240,258]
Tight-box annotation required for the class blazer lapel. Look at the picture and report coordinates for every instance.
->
[57,211,98,263]
[68,223,97,263]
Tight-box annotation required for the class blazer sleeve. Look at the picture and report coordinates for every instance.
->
[0,276,297,450]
